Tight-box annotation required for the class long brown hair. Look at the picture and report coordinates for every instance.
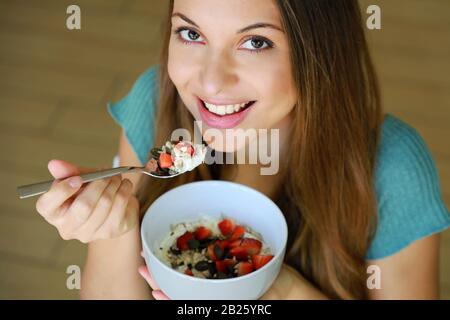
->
[137,0,383,299]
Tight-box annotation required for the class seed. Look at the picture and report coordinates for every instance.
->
[195,261,210,272]
[213,244,223,260]
[187,263,193,269]
[178,261,185,266]
[188,239,200,250]
[150,148,161,159]
[170,247,181,255]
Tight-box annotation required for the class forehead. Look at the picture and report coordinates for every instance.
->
[172,0,281,27]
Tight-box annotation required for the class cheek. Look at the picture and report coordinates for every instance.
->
[256,72,297,127]
[168,41,194,89]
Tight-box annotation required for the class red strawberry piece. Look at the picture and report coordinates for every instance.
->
[215,259,237,274]
[218,218,236,237]
[229,238,262,259]
[236,261,254,277]
[184,269,194,276]
[194,226,211,240]
[159,152,173,168]
[252,255,274,270]
[187,145,194,156]
[229,238,262,253]
[207,240,229,261]
[228,246,249,260]
[145,158,158,172]
[176,231,194,251]
[229,225,246,241]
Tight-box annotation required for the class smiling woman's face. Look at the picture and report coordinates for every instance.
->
[168,0,297,152]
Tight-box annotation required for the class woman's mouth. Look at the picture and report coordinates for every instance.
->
[197,97,256,129]
[203,100,255,116]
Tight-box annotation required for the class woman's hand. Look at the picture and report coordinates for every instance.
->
[138,250,170,300]
[35,159,139,243]
[138,258,327,300]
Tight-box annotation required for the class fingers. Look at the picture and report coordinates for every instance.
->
[61,178,111,229]
[36,161,140,243]
[152,291,170,300]
[36,176,83,223]
[138,266,161,291]
[48,159,92,179]
[75,175,122,243]
[95,179,137,238]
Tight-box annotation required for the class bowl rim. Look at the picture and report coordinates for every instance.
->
[141,180,288,283]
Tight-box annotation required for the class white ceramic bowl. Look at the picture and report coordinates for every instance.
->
[141,180,288,300]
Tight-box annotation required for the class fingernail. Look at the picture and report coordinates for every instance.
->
[68,177,82,189]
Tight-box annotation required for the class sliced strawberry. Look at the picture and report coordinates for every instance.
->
[145,158,158,172]
[194,226,211,241]
[229,225,246,241]
[159,152,173,168]
[236,261,254,277]
[252,255,274,270]
[187,145,194,156]
[228,246,250,260]
[218,218,236,237]
[229,238,262,253]
[184,268,194,276]
[215,259,237,274]
[229,238,262,259]
[207,240,229,261]
[176,231,194,251]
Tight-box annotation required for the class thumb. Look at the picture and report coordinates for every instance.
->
[48,159,94,180]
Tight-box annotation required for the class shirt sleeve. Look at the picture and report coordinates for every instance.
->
[367,114,450,260]
[107,65,159,165]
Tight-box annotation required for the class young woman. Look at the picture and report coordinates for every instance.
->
[36,0,449,299]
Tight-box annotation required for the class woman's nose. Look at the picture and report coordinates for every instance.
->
[199,54,238,97]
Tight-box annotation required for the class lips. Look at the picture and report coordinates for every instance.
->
[197,97,256,129]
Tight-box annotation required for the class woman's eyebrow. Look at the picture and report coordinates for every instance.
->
[172,13,284,34]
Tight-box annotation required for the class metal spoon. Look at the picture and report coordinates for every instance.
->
[16,165,182,199]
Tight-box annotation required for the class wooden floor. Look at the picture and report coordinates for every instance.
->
[0,0,448,299]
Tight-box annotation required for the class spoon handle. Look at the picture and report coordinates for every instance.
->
[16,166,140,199]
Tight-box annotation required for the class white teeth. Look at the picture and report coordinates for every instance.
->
[208,104,217,113]
[215,105,226,115]
[204,101,250,116]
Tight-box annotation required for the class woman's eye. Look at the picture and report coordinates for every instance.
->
[240,37,273,51]
[178,29,204,43]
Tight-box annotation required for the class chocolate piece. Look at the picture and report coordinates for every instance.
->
[194,261,209,271]
[187,239,200,250]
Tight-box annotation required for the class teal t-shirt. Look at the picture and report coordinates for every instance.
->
[107,65,450,260]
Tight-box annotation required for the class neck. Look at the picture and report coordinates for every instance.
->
[220,115,293,200]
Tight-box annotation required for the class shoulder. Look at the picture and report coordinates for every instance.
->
[107,65,160,165]
[367,114,450,259]
[375,114,437,189]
